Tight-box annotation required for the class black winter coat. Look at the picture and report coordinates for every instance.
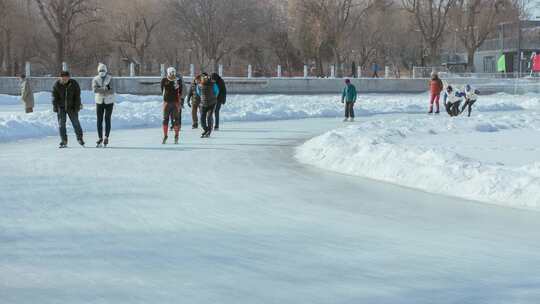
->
[161,77,183,104]
[52,79,82,112]
[214,76,227,104]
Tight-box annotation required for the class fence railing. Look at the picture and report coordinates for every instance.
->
[12,61,412,79]
[12,61,540,80]
[411,66,540,79]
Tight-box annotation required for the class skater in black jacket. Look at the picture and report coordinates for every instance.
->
[211,73,227,130]
[196,73,220,138]
[52,71,84,148]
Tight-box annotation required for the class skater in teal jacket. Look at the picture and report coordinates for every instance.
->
[341,79,357,122]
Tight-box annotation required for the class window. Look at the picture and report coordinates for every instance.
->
[483,56,496,73]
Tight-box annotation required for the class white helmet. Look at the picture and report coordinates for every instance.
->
[166,67,176,77]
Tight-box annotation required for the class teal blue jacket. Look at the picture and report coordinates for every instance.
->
[342,84,357,103]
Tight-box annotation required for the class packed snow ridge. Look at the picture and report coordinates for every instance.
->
[296,112,540,210]
[1,91,540,143]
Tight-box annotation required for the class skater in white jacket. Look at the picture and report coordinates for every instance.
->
[92,63,115,147]
[460,84,480,117]
[443,85,465,117]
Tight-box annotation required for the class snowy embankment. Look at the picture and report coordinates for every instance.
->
[1,91,540,143]
[296,112,540,209]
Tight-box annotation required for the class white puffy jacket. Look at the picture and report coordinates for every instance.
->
[92,63,115,104]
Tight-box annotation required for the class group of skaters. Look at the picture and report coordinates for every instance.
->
[339,71,480,122]
[17,66,481,148]
[17,63,227,148]
[161,67,227,145]
[428,72,479,117]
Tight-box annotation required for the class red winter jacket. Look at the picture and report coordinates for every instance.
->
[430,78,443,95]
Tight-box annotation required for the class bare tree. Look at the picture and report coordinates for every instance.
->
[402,0,457,65]
[173,0,253,72]
[114,9,159,74]
[452,0,522,72]
[299,0,373,76]
[348,0,395,71]
[34,0,99,73]
[0,0,14,75]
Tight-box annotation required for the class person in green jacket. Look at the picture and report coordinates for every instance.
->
[341,79,357,122]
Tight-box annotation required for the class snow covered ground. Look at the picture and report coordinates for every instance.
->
[296,112,540,209]
[1,119,540,303]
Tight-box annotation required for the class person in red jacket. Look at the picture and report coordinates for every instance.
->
[429,72,443,114]
[161,67,183,144]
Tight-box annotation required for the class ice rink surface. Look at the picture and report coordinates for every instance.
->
[1,117,540,303]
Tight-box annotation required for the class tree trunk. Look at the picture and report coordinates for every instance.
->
[467,48,476,72]
[428,41,439,66]
[209,58,218,74]
[0,31,6,75]
[334,49,342,77]
[5,29,12,75]
[55,37,64,74]
[316,57,324,77]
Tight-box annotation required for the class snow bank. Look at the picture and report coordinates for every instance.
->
[296,113,540,209]
[1,92,540,143]
[0,102,163,142]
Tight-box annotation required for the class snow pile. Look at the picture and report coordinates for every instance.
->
[0,102,163,142]
[296,113,540,209]
[1,92,540,143]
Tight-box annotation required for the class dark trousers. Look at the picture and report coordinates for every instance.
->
[163,103,180,127]
[191,101,200,128]
[445,102,461,117]
[214,103,222,129]
[96,103,114,139]
[200,105,215,133]
[345,102,355,118]
[57,107,83,143]
[461,99,476,117]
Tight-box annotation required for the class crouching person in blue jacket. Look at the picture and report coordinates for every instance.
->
[341,79,357,122]
[443,85,465,117]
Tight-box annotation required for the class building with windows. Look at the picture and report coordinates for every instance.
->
[442,8,540,74]
[442,21,540,74]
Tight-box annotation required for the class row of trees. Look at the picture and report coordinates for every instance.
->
[0,0,527,77]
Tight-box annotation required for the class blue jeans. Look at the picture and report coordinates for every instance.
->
[57,108,83,143]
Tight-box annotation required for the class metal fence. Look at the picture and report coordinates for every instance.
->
[412,66,540,79]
